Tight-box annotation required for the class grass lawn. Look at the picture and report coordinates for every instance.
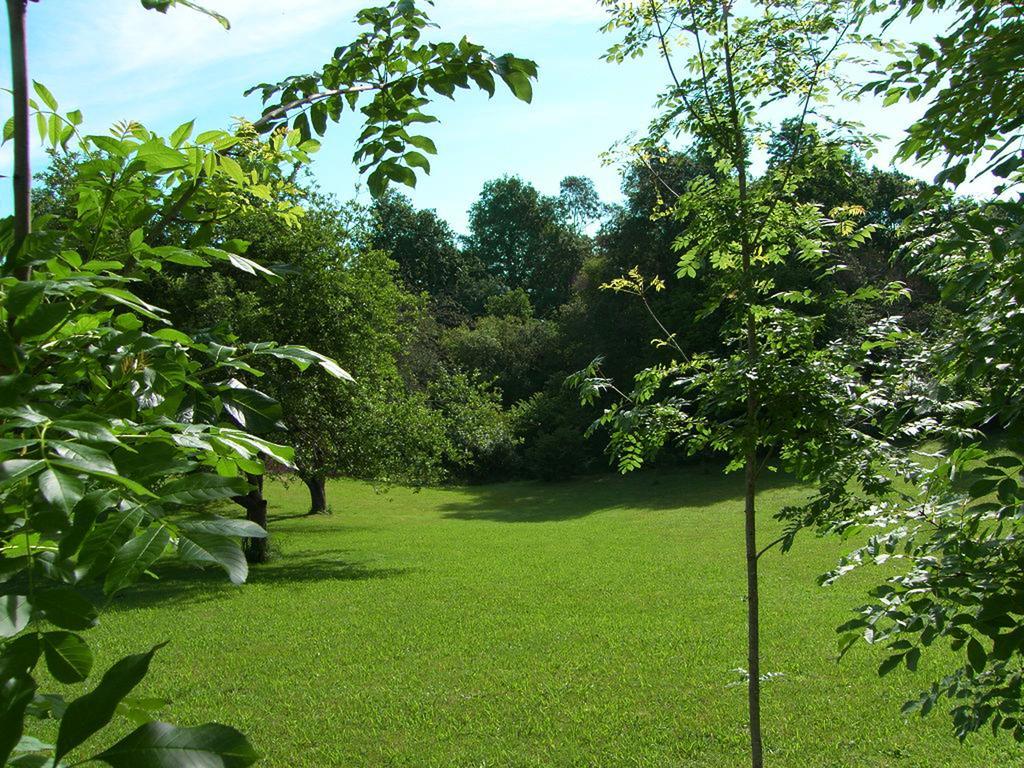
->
[80,468,1017,767]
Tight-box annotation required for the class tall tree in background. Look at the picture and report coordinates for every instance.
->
[464,175,590,315]
[370,192,492,319]
[582,2,884,765]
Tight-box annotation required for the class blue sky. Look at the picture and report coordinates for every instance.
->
[1,0,974,232]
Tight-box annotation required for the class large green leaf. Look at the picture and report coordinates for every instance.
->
[92,722,258,768]
[54,644,164,765]
[179,515,266,539]
[219,385,283,433]
[0,459,45,489]
[158,473,246,506]
[0,595,30,638]
[0,634,41,679]
[38,468,84,516]
[51,441,118,477]
[78,508,145,574]
[0,675,37,766]
[12,301,71,340]
[135,140,189,173]
[42,631,94,684]
[176,531,248,585]
[60,490,118,559]
[33,587,98,631]
[104,525,171,594]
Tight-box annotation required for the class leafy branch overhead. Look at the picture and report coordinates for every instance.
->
[242,0,537,197]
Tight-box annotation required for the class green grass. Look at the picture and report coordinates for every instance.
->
[83,468,1016,766]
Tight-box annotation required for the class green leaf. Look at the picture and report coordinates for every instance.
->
[12,301,71,340]
[136,140,189,173]
[403,151,431,172]
[501,71,533,103]
[967,637,986,672]
[32,81,58,110]
[179,515,267,539]
[54,644,165,765]
[61,490,118,559]
[0,459,46,488]
[159,473,246,506]
[252,345,353,382]
[0,595,31,638]
[104,525,171,594]
[877,653,903,677]
[92,722,258,768]
[54,420,120,445]
[407,135,437,155]
[0,634,41,679]
[219,155,246,185]
[42,631,94,684]
[177,531,249,585]
[78,507,146,574]
[169,119,195,148]
[0,675,37,766]
[5,281,45,318]
[38,468,84,515]
[219,386,284,433]
[33,588,98,631]
[52,441,118,477]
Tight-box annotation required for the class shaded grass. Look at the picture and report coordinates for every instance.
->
[79,468,1016,766]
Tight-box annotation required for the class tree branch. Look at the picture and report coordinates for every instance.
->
[250,83,382,132]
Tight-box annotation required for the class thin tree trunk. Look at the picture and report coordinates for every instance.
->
[744,376,763,768]
[721,3,763,763]
[6,0,31,278]
[235,473,269,564]
[302,473,328,514]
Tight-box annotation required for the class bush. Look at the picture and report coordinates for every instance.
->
[511,386,602,481]
[426,369,520,480]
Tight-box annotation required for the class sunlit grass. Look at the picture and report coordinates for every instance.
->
[80,468,1013,767]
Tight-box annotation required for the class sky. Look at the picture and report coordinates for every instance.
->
[0,0,978,232]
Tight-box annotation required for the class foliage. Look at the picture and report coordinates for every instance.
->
[244,0,537,197]
[369,192,491,318]
[441,309,562,406]
[463,175,591,315]
[511,385,601,482]
[1,0,537,762]
[425,368,518,480]
[0,101,347,765]
[815,0,1024,741]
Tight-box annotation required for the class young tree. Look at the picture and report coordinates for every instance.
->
[578,3,884,765]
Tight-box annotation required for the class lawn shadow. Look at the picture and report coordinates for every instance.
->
[107,549,412,613]
[439,465,796,523]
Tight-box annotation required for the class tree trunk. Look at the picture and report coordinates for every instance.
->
[744,443,763,768]
[302,473,328,514]
[234,474,269,564]
[6,0,31,278]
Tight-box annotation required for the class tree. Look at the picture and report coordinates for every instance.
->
[1,0,536,762]
[558,175,605,233]
[464,175,590,315]
[369,192,492,318]
[813,0,1024,742]
[580,3,884,765]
